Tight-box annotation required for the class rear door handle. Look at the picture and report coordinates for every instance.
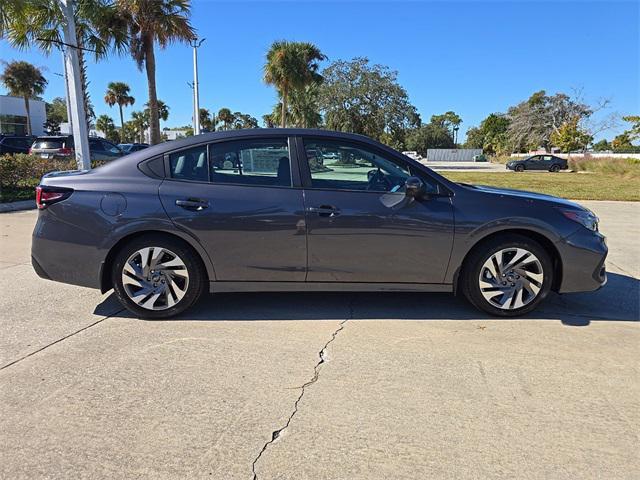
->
[307,205,340,217]
[176,198,209,211]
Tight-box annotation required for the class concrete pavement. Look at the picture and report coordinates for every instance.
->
[0,203,638,479]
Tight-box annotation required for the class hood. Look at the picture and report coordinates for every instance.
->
[461,183,586,210]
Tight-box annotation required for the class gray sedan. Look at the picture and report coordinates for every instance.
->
[31,129,607,319]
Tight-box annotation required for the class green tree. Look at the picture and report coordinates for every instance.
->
[319,57,420,148]
[592,139,611,152]
[44,97,68,134]
[199,108,213,131]
[231,112,259,129]
[611,133,634,151]
[130,110,148,143]
[507,90,591,152]
[116,0,194,145]
[3,0,126,128]
[217,107,234,130]
[95,114,119,142]
[621,115,640,141]
[104,81,135,131]
[289,83,322,128]
[263,40,326,128]
[430,111,462,143]
[550,117,593,154]
[0,60,47,136]
[464,113,510,155]
[144,99,169,122]
[405,123,455,156]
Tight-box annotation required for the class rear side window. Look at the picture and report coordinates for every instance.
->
[210,139,291,187]
[169,145,208,182]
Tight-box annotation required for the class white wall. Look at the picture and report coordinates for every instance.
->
[0,95,46,135]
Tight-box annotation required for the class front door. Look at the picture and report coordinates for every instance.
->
[159,137,307,282]
[299,138,454,284]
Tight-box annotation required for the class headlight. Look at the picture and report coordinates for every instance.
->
[559,208,599,231]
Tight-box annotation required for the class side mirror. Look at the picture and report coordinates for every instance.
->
[405,176,426,198]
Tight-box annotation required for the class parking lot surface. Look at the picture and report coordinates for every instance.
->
[1,201,638,479]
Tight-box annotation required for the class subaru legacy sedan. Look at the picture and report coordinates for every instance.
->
[32,129,607,319]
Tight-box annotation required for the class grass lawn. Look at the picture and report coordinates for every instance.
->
[439,171,640,201]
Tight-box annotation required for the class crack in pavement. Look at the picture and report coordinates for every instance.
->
[251,300,354,480]
[0,308,126,371]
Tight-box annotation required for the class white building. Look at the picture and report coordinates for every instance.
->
[0,95,46,136]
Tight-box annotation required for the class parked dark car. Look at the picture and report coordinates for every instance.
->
[30,135,123,161]
[506,155,568,172]
[0,135,34,154]
[32,129,607,319]
[119,143,149,154]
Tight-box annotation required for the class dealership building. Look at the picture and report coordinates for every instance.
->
[0,95,46,136]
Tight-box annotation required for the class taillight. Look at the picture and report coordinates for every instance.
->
[35,186,73,209]
[59,147,72,155]
[28,148,32,154]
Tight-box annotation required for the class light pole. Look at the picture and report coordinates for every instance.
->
[59,0,90,170]
[190,37,205,135]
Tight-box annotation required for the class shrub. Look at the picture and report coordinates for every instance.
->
[569,156,640,178]
[0,154,76,202]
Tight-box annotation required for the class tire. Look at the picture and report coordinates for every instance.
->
[549,164,560,172]
[514,164,524,172]
[112,234,206,319]
[460,234,553,317]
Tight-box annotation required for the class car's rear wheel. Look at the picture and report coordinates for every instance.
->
[461,234,553,317]
[549,164,560,172]
[514,164,524,172]
[112,235,206,319]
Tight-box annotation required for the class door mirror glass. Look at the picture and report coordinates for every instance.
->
[405,176,425,198]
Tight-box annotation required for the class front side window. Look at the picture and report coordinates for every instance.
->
[304,139,410,192]
[209,138,291,187]
[169,145,208,181]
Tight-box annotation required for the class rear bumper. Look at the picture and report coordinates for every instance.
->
[556,228,608,293]
[31,211,104,289]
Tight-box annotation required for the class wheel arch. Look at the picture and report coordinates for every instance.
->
[453,228,562,294]
[100,229,213,293]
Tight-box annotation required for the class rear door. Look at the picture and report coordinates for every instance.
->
[298,136,454,284]
[159,136,307,282]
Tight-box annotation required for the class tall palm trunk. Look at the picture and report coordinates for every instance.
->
[281,84,288,128]
[118,104,124,142]
[23,95,32,136]
[144,37,161,145]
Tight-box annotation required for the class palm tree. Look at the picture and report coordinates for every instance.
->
[104,81,135,131]
[3,0,127,129]
[289,83,322,128]
[217,107,234,130]
[199,108,213,131]
[116,0,194,145]
[263,41,326,128]
[145,99,169,122]
[96,114,119,142]
[1,60,47,136]
[130,110,148,143]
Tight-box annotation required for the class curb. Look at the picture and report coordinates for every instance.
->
[0,200,36,213]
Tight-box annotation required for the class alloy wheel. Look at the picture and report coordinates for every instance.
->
[478,247,544,310]
[121,246,190,311]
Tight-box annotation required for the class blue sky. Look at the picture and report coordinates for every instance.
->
[1,0,638,140]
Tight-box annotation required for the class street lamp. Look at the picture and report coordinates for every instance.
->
[453,126,460,147]
[190,37,205,135]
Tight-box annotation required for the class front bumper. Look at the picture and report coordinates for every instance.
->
[556,227,608,293]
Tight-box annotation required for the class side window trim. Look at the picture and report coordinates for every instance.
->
[163,136,301,188]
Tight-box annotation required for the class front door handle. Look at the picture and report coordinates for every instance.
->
[307,205,340,217]
[176,198,209,211]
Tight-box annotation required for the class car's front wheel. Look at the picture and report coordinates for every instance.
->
[112,235,206,319]
[461,234,553,317]
[514,164,524,172]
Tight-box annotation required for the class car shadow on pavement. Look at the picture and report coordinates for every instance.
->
[94,272,639,326]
